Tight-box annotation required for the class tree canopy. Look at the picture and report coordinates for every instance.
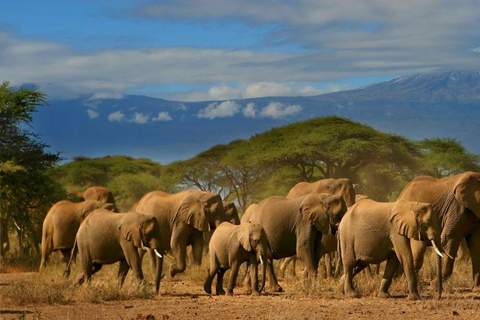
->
[0,82,63,256]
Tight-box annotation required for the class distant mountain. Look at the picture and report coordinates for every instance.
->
[313,71,480,103]
[32,71,480,164]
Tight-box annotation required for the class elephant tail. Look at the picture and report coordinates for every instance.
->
[64,236,78,279]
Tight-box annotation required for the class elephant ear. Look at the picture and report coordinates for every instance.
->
[177,193,209,232]
[300,194,331,235]
[81,200,100,218]
[237,226,252,252]
[390,201,421,240]
[454,172,480,219]
[120,221,143,248]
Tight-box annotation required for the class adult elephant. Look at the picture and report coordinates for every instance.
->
[398,171,480,290]
[242,193,347,292]
[282,178,357,277]
[40,200,114,269]
[82,186,117,212]
[71,209,165,293]
[287,178,356,207]
[135,190,226,278]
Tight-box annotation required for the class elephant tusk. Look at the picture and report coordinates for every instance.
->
[443,250,455,260]
[259,256,263,265]
[154,249,163,258]
[431,240,444,258]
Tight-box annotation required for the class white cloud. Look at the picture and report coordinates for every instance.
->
[243,103,257,118]
[243,82,292,98]
[88,92,124,100]
[197,100,240,119]
[259,102,302,119]
[472,47,480,53]
[87,109,99,119]
[152,111,173,121]
[129,112,150,124]
[108,111,125,122]
[209,85,242,100]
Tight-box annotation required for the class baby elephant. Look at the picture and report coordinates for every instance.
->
[68,209,165,293]
[339,199,449,300]
[204,222,269,296]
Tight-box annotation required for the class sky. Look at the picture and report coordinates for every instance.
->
[1,0,480,101]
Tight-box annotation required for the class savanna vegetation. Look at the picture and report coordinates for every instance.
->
[1,82,479,269]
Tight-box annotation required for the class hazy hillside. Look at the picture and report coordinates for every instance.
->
[32,71,480,163]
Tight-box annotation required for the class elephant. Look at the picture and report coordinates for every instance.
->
[397,171,480,290]
[242,193,347,292]
[204,222,269,296]
[287,178,356,207]
[224,201,240,225]
[135,190,227,278]
[40,200,114,269]
[338,199,446,300]
[69,209,165,293]
[281,178,357,277]
[82,186,117,212]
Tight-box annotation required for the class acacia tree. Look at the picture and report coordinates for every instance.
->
[0,82,63,257]
[418,138,480,178]
[248,116,419,182]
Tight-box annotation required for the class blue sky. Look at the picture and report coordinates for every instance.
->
[1,0,479,101]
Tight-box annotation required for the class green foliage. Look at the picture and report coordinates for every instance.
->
[248,116,419,182]
[54,155,181,211]
[0,82,64,255]
[418,138,480,178]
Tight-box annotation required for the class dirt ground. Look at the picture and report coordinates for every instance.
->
[2,270,480,320]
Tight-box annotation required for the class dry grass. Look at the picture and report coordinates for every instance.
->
[0,248,477,307]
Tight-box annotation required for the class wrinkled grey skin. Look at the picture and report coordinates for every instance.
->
[70,209,164,293]
[398,172,480,291]
[281,178,358,277]
[204,222,269,296]
[339,199,444,300]
[287,178,356,207]
[242,193,347,292]
[135,190,227,278]
[40,200,114,270]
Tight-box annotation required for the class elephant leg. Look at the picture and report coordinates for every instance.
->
[87,263,103,283]
[227,261,241,296]
[122,245,144,281]
[40,236,53,270]
[393,237,419,300]
[60,249,73,266]
[410,239,427,273]
[243,261,252,291]
[250,260,260,295]
[325,253,333,278]
[466,230,480,291]
[343,260,357,297]
[266,258,283,292]
[191,232,204,265]
[216,268,227,295]
[169,234,189,278]
[204,255,219,295]
[117,260,130,286]
[334,253,342,278]
[378,255,400,298]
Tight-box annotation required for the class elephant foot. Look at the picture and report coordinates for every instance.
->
[251,290,260,296]
[408,292,421,300]
[268,284,283,293]
[226,291,234,296]
[216,289,226,296]
[345,290,358,298]
[337,276,345,294]
[245,288,252,295]
[203,283,212,295]
[377,291,391,299]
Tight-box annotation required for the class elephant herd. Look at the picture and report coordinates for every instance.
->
[39,171,480,300]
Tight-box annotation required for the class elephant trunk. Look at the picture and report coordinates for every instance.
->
[436,252,443,299]
[259,252,267,293]
[427,228,443,299]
